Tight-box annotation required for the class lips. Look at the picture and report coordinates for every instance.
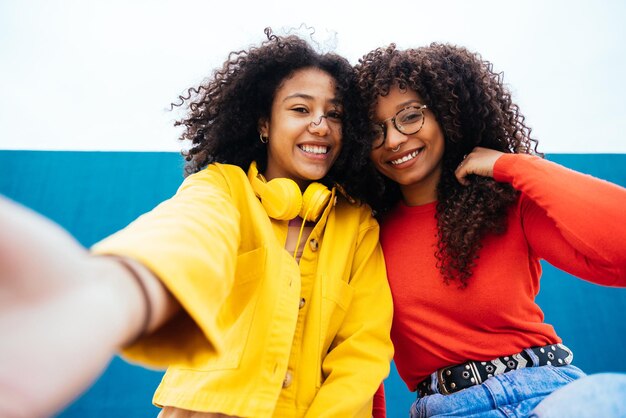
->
[390,149,420,165]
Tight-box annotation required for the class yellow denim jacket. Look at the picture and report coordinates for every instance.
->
[92,163,393,418]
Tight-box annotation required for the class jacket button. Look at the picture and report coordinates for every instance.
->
[299,298,306,309]
[309,238,319,251]
[282,371,293,388]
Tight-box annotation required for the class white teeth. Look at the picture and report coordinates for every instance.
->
[300,144,329,154]
[391,150,420,165]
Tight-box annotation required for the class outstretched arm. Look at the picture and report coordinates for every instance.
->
[455,147,626,284]
[0,196,178,418]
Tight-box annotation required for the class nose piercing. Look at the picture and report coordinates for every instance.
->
[391,145,401,152]
[310,115,327,127]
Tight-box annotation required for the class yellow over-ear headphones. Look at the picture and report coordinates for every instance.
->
[247,161,332,222]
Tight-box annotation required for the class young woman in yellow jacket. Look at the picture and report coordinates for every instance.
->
[0,29,393,418]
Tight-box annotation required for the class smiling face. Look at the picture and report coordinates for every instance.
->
[259,67,343,189]
[369,86,445,205]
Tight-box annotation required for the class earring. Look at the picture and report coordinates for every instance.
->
[259,133,268,144]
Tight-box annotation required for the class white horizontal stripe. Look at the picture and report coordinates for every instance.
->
[1,0,625,152]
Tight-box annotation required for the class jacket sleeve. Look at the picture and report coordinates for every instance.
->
[494,154,626,286]
[304,213,394,418]
[91,166,241,366]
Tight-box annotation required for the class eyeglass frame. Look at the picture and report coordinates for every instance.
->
[371,104,428,149]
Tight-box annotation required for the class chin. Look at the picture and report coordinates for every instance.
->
[302,167,331,182]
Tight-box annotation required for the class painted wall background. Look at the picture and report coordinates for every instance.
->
[1,150,625,417]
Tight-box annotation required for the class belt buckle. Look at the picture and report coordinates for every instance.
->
[436,362,482,395]
[436,366,453,395]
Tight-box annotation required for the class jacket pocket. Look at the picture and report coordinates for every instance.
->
[323,275,354,311]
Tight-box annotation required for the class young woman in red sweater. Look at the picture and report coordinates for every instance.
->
[355,43,626,417]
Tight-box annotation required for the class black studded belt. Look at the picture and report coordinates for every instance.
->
[417,343,574,397]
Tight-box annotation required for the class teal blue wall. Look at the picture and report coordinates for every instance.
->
[1,151,625,418]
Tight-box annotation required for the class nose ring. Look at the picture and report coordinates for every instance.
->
[310,115,327,127]
[391,144,401,152]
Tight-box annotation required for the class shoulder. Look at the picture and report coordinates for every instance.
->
[179,163,249,194]
[333,194,379,232]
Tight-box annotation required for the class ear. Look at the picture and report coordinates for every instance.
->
[258,118,269,137]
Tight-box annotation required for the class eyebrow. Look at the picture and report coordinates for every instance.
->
[283,93,341,105]
[395,99,422,109]
[375,100,423,122]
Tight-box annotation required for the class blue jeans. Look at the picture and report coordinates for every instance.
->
[409,365,585,418]
[529,372,626,418]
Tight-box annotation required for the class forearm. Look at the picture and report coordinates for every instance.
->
[306,360,388,418]
[0,197,177,417]
[306,330,392,417]
[494,154,626,279]
[0,265,126,417]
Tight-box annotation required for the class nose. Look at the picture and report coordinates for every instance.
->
[309,115,330,136]
[385,123,408,150]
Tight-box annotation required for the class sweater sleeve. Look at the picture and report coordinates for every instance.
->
[493,154,626,286]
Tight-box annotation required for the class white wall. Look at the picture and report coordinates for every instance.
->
[1,0,625,152]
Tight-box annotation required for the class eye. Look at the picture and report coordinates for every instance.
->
[291,106,309,114]
[398,109,423,125]
[326,109,343,121]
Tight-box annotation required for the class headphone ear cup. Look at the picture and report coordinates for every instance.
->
[248,161,331,222]
[248,161,303,220]
[262,178,303,220]
[301,182,331,222]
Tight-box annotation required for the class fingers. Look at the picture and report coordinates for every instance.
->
[455,154,471,186]
[455,147,502,186]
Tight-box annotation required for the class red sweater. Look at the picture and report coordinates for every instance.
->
[381,154,626,392]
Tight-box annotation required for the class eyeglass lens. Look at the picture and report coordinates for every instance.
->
[372,106,426,148]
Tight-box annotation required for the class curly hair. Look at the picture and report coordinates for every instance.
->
[172,28,370,199]
[355,43,542,287]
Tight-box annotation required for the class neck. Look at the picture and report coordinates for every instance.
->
[399,173,440,206]
[401,188,437,206]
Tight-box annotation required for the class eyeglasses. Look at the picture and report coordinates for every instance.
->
[371,104,428,149]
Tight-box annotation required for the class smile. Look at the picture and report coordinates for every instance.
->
[299,144,329,154]
[390,149,420,165]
